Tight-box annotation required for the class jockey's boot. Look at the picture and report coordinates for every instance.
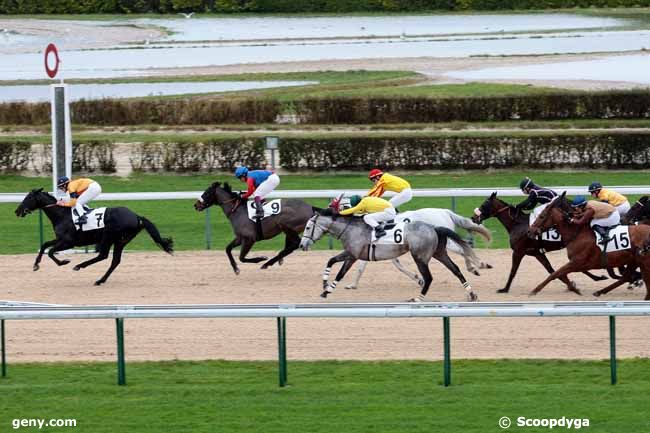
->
[374,225,387,239]
[593,225,609,245]
[73,208,87,226]
[254,196,264,219]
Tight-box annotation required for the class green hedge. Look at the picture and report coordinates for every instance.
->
[0,99,281,125]
[294,92,650,124]
[129,138,265,172]
[1,0,648,13]
[279,133,650,170]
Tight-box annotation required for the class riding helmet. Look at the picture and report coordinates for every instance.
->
[588,182,602,193]
[349,195,362,207]
[57,176,70,188]
[571,195,587,207]
[519,177,533,191]
[368,169,383,180]
[234,166,249,178]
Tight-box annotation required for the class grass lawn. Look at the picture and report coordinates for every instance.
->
[1,171,647,255]
[0,359,649,432]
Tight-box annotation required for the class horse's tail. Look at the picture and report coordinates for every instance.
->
[139,216,174,254]
[434,227,481,269]
[447,210,492,243]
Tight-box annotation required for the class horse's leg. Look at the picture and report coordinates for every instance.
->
[73,236,113,271]
[94,241,127,286]
[447,240,479,276]
[322,251,351,290]
[47,240,74,266]
[583,271,608,282]
[498,250,525,294]
[225,238,242,275]
[434,250,477,301]
[409,258,433,302]
[530,261,582,296]
[534,253,581,295]
[322,255,357,298]
[33,239,58,271]
[593,269,635,298]
[391,257,424,287]
[261,231,300,269]
[238,238,268,264]
[345,260,368,290]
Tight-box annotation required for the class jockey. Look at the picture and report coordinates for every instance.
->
[588,182,630,217]
[516,177,558,223]
[365,169,412,233]
[570,195,620,245]
[339,194,392,238]
[56,176,102,226]
[235,166,280,219]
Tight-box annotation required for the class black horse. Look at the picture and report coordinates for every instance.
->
[15,188,173,285]
[622,196,650,225]
[194,182,314,274]
[472,192,606,294]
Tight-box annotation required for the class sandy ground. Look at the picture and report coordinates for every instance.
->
[0,249,648,362]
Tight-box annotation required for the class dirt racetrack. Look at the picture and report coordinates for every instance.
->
[1,249,648,362]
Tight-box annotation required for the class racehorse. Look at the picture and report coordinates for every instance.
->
[622,196,650,225]
[528,192,650,299]
[15,188,173,285]
[472,192,606,294]
[344,208,493,290]
[194,182,314,274]
[300,209,479,302]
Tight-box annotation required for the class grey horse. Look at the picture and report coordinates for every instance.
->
[300,209,479,301]
[194,182,314,274]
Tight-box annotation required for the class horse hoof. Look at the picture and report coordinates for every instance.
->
[234,268,240,275]
[496,288,509,294]
[484,263,493,269]
[322,281,329,290]
[94,280,103,286]
[345,285,357,290]
[59,259,70,266]
[468,292,479,302]
[407,297,422,303]
[33,264,39,271]
[418,279,425,288]
[593,291,602,297]
[260,264,269,270]
[278,258,283,266]
[73,265,81,271]
[320,291,328,298]
[528,291,538,297]
[472,270,480,276]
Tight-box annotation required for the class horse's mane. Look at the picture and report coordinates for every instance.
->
[211,181,242,201]
[32,188,55,200]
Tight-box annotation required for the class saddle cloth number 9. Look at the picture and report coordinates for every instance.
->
[247,199,282,220]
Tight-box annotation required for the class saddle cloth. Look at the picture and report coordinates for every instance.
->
[529,213,562,242]
[71,207,107,232]
[594,225,631,252]
[247,199,282,221]
[371,221,406,245]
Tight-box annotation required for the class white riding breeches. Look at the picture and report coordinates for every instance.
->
[591,212,620,228]
[252,174,280,199]
[389,188,413,209]
[530,203,550,224]
[74,182,101,216]
[363,207,397,228]
[616,201,630,217]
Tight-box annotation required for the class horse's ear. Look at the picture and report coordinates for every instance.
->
[312,206,323,214]
[560,191,567,199]
[210,181,220,190]
[490,191,497,199]
[37,187,43,192]
[641,196,649,203]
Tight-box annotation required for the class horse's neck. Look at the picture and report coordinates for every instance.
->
[554,218,589,244]
[41,202,67,225]
[493,204,521,231]
[216,195,240,218]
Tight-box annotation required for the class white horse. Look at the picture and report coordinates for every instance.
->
[345,208,492,290]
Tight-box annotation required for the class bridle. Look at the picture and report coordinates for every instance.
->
[200,188,242,216]
[303,214,353,242]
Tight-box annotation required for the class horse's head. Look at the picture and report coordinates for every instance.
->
[472,192,511,224]
[15,188,53,217]
[194,182,241,212]
[300,209,334,251]
[622,196,649,224]
[528,192,568,237]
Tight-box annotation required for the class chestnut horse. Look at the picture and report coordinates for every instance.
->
[528,192,650,300]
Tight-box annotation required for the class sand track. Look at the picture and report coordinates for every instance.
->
[1,249,648,362]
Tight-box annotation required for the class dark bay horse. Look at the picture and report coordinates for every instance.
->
[194,182,314,274]
[15,188,173,285]
[472,192,606,294]
[622,196,650,224]
[528,192,650,299]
